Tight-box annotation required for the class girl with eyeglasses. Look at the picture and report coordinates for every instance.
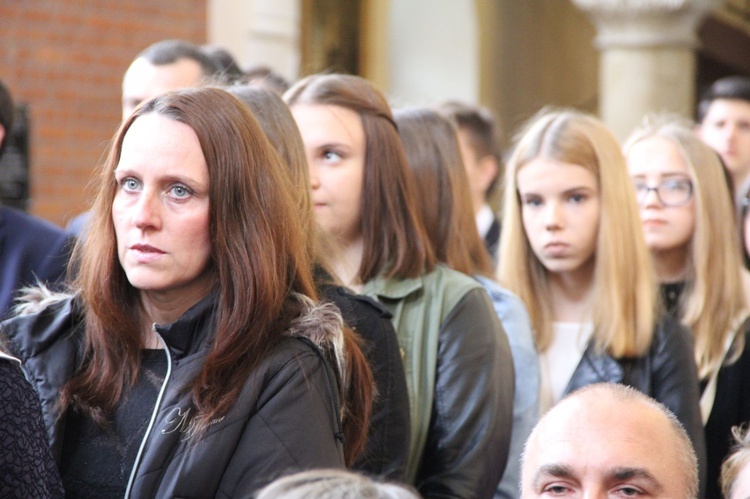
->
[498,108,706,494]
[625,115,750,498]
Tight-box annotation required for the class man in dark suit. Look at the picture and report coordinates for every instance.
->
[0,78,71,318]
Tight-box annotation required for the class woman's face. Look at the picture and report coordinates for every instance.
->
[516,157,600,281]
[626,137,695,255]
[113,113,213,306]
[291,104,365,244]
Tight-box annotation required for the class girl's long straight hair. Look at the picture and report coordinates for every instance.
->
[499,109,657,357]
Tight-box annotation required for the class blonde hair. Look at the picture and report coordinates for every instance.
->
[624,115,748,379]
[498,108,657,357]
[722,425,750,498]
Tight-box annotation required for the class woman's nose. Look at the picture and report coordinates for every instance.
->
[309,164,321,190]
[544,202,563,230]
[132,192,162,230]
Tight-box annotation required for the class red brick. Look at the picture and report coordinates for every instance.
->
[0,0,207,224]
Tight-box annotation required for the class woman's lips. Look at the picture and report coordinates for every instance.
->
[642,218,666,228]
[130,243,165,263]
[543,242,569,257]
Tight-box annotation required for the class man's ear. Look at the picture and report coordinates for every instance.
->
[0,124,5,151]
[478,155,499,194]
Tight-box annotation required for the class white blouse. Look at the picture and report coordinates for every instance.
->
[539,322,593,413]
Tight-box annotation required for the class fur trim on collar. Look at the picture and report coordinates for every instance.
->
[285,293,348,416]
[12,284,72,317]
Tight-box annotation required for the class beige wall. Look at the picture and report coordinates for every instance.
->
[208,0,300,81]
[478,0,598,146]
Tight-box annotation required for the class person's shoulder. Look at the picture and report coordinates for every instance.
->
[0,205,64,240]
[322,283,392,320]
[267,295,345,369]
[2,287,81,359]
[653,312,686,337]
[425,264,482,291]
[648,313,695,360]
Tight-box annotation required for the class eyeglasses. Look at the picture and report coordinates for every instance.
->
[632,178,693,207]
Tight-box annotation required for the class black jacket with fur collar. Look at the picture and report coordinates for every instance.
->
[2,290,346,498]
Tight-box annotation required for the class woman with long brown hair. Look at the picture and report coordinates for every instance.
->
[286,73,514,498]
[2,87,369,497]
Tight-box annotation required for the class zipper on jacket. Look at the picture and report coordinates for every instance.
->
[124,327,173,498]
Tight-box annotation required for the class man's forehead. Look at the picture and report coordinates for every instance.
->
[123,57,204,96]
[705,98,750,117]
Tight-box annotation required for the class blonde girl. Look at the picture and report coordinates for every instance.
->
[498,109,706,491]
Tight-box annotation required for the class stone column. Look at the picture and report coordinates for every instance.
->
[572,0,722,140]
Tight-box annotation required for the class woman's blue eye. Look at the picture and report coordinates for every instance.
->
[122,178,139,191]
[170,185,191,198]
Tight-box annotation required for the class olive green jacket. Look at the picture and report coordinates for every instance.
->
[363,265,514,499]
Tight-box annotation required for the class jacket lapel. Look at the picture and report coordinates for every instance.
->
[565,341,624,395]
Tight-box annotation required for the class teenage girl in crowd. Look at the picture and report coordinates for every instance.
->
[228,84,410,480]
[497,109,706,491]
[2,88,372,497]
[394,106,538,499]
[285,74,514,498]
[624,116,750,498]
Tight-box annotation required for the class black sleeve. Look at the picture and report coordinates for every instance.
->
[651,318,707,497]
[0,359,64,498]
[218,341,346,496]
[704,322,750,498]
[323,285,411,481]
[416,288,515,499]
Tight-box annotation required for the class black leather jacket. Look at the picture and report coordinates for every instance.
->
[2,291,346,498]
[319,281,411,482]
[565,315,707,496]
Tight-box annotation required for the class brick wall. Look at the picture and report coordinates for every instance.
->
[0,1,207,226]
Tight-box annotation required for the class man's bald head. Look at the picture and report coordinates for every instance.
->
[521,383,697,498]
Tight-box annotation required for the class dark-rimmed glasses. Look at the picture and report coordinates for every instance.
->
[632,178,693,207]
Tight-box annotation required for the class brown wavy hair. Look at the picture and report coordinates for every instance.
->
[395,107,493,278]
[64,87,319,435]
[227,84,374,464]
[284,74,435,282]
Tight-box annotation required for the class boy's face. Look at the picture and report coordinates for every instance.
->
[699,98,750,188]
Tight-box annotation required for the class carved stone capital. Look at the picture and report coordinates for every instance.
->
[572,0,723,48]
